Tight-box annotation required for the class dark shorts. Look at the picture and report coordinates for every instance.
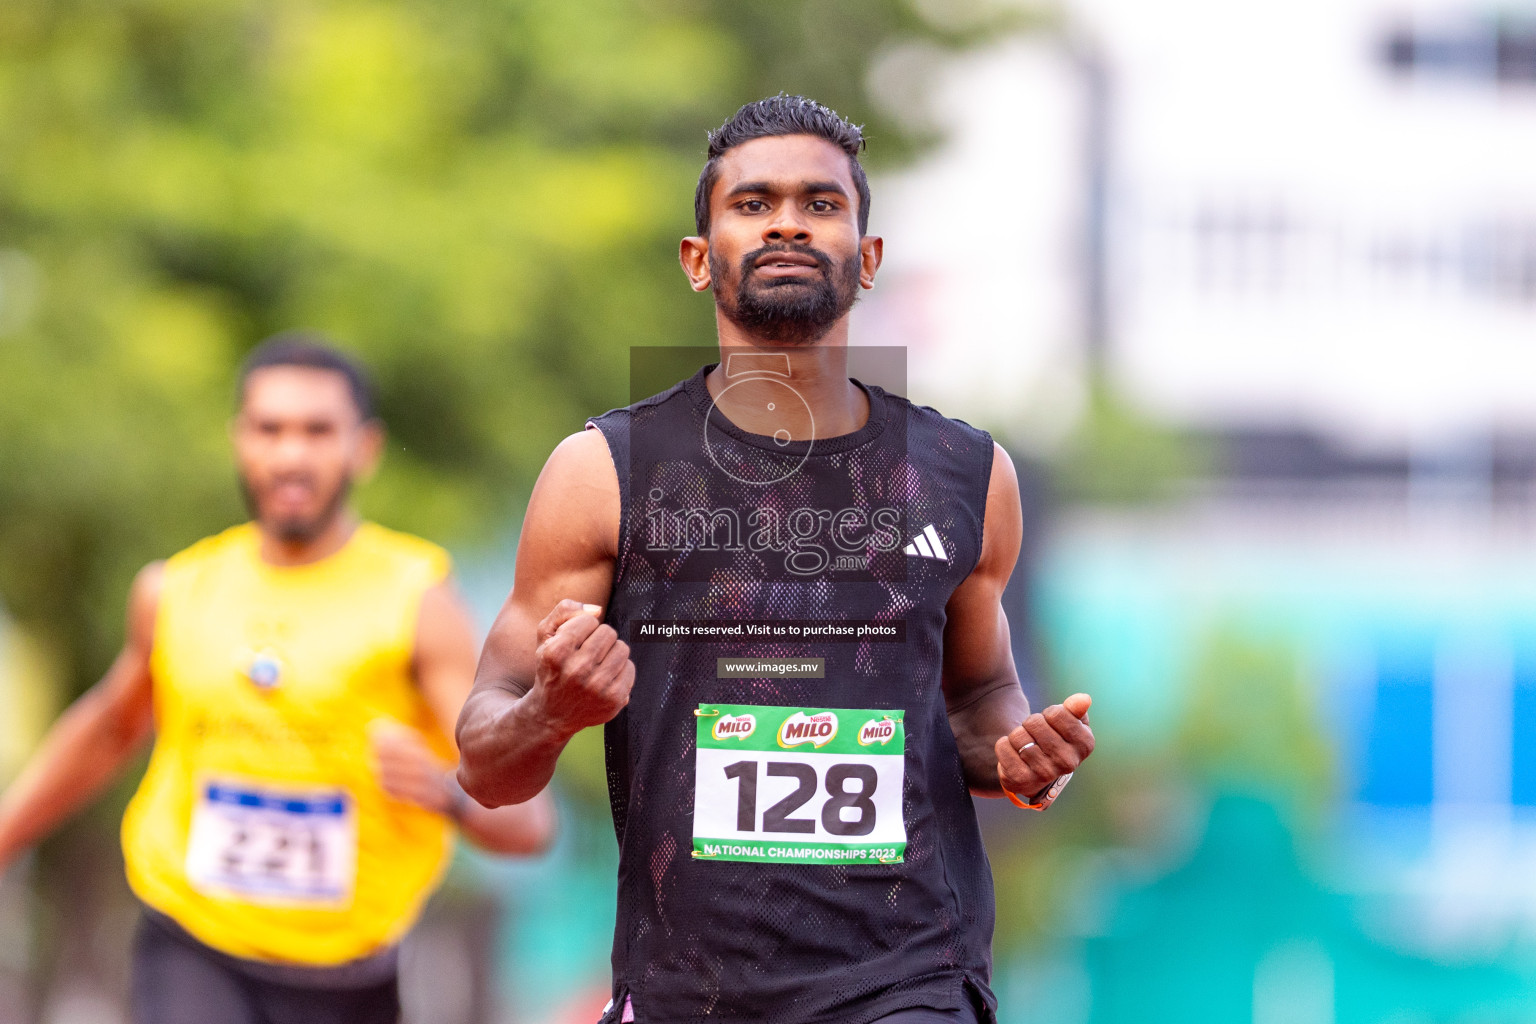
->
[613,993,986,1023]
[869,1004,984,1024]
[608,986,989,1024]
[866,980,991,1024]
[129,910,400,1024]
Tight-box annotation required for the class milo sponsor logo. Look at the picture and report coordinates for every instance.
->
[778,710,838,749]
[712,713,757,741]
[857,717,897,747]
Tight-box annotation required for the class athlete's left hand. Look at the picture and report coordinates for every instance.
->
[994,693,1094,801]
[370,719,455,814]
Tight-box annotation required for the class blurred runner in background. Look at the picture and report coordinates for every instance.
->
[0,334,554,1024]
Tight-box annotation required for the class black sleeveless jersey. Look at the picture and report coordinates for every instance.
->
[588,366,998,1024]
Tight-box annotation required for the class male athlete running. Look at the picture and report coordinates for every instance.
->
[457,96,1095,1023]
[0,337,553,1024]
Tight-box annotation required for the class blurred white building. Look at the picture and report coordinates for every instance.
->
[1087,0,1536,451]
[856,34,1088,451]
[865,0,1536,456]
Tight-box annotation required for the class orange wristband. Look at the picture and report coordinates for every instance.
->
[1001,772,1073,811]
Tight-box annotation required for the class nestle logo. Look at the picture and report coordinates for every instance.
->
[777,711,838,748]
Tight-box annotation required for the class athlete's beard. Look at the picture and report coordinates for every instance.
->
[712,243,861,346]
[239,473,353,545]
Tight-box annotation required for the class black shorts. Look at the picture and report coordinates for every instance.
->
[869,1003,985,1024]
[866,980,991,1024]
[129,910,400,1024]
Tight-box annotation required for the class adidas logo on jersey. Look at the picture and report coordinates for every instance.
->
[903,524,948,561]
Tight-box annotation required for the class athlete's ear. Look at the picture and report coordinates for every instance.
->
[859,235,883,290]
[353,418,386,481]
[680,236,712,292]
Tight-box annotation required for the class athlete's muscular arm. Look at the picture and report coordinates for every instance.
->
[456,427,631,808]
[0,563,161,873]
[941,443,1095,800]
[374,579,556,854]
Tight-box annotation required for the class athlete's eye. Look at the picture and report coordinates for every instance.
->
[808,200,836,213]
[739,199,769,213]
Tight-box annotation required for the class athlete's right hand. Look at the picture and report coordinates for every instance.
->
[529,599,635,735]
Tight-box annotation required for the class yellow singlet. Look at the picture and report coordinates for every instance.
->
[121,521,456,965]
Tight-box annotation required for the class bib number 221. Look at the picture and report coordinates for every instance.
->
[185,781,357,905]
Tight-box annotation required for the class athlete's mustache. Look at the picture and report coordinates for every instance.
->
[739,243,831,280]
[261,473,320,495]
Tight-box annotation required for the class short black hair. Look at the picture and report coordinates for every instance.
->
[694,94,871,238]
[237,332,376,420]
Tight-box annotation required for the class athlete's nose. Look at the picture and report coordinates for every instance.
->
[269,427,319,476]
[763,206,811,244]
[273,429,307,465]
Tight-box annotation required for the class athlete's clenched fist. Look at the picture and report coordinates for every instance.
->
[994,693,1094,806]
[530,598,635,734]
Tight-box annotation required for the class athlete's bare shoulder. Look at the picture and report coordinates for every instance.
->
[558,424,618,470]
[985,441,1020,524]
[526,428,621,560]
[126,560,167,656]
[970,441,1022,589]
[520,427,621,570]
[81,560,167,714]
[466,429,621,714]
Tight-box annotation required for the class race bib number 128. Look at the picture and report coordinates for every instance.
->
[693,704,906,865]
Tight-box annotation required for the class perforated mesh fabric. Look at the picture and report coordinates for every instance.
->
[589,367,998,1024]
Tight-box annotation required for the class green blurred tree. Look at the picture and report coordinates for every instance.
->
[1053,379,1213,504]
[1176,624,1335,811]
